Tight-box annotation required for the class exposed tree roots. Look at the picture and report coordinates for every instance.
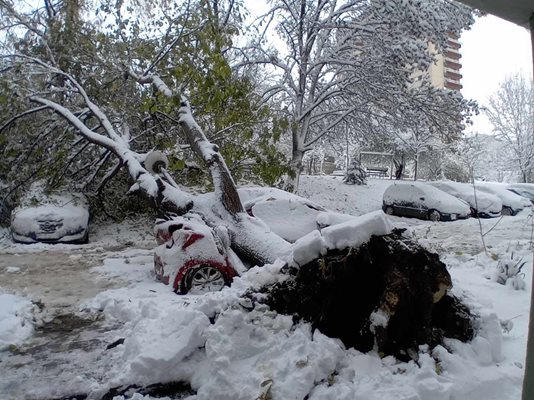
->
[251,229,475,361]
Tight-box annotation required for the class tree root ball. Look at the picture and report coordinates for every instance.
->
[251,229,475,361]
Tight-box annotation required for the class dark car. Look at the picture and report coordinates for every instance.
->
[382,182,471,221]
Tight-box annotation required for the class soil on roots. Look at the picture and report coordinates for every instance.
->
[258,229,475,361]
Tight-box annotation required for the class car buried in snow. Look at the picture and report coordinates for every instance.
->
[153,187,342,294]
[476,183,531,216]
[10,188,90,244]
[237,187,327,242]
[382,182,471,222]
[427,181,502,218]
[153,214,244,294]
[506,183,534,205]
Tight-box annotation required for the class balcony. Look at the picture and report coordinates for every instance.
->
[444,50,461,60]
[444,58,462,70]
[447,40,461,50]
[445,68,462,80]
[445,77,462,91]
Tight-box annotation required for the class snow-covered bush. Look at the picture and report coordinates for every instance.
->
[492,253,527,290]
[343,160,367,185]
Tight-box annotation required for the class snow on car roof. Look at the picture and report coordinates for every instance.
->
[476,182,530,209]
[384,182,471,215]
[428,181,502,213]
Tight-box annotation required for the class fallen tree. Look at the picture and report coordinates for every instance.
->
[3,54,477,358]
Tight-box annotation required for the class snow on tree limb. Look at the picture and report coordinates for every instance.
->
[129,70,244,216]
[26,92,193,214]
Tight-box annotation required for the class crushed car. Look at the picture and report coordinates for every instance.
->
[153,214,245,294]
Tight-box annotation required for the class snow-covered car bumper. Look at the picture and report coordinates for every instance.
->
[11,228,88,244]
[440,212,470,221]
[477,210,501,218]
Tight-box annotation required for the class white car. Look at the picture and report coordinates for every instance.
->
[476,183,530,216]
[382,182,471,221]
[427,181,502,218]
[507,183,534,205]
[11,190,89,244]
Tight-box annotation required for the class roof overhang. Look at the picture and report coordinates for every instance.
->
[455,0,534,30]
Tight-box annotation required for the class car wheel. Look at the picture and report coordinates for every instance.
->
[385,206,394,216]
[501,206,513,216]
[428,210,441,222]
[182,264,227,295]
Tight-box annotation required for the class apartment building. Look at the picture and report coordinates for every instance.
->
[427,35,463,90]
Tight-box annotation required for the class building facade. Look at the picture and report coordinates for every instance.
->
[427,35,463,90]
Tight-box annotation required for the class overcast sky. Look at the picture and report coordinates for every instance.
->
[460,15,533,135]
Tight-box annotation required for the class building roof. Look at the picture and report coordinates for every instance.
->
[455,0,533,29]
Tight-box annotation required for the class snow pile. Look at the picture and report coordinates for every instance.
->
[87,261,522,400]
[123,308,210,383]
[292,210,392,266]
[0,290,35,350]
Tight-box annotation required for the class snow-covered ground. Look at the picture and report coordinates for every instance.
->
[0,176,532,400]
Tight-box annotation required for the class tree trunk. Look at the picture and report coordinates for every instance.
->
[133,74,292,265]
[414,153,419,181]
[285,148,305,193]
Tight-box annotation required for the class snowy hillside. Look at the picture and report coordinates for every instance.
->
[0,176,532,400]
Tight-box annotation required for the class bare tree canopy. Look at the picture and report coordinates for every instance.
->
[485,73,534,183]
[238,0,477,190]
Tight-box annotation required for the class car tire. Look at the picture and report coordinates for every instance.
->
[181,264,228,295]
[428,210,441,222]
[501,206,513,216]
[385,206,394,216]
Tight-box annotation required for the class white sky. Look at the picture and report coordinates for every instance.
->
[460,15,533,135]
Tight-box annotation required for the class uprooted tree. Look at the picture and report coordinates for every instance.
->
[0,0,476,358]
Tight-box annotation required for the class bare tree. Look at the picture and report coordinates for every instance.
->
[238,0,474,191]
[485,73,534,183]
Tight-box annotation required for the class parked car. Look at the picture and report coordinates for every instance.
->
[153,214,242,294]
[11,188,89,244]
[507,183,534,205]
[238,187,327,242]
[427,181,502,218]
[382,182,471,221]
[476,183,530,216]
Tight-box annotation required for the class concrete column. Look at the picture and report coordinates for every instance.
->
[522,15,534,400]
